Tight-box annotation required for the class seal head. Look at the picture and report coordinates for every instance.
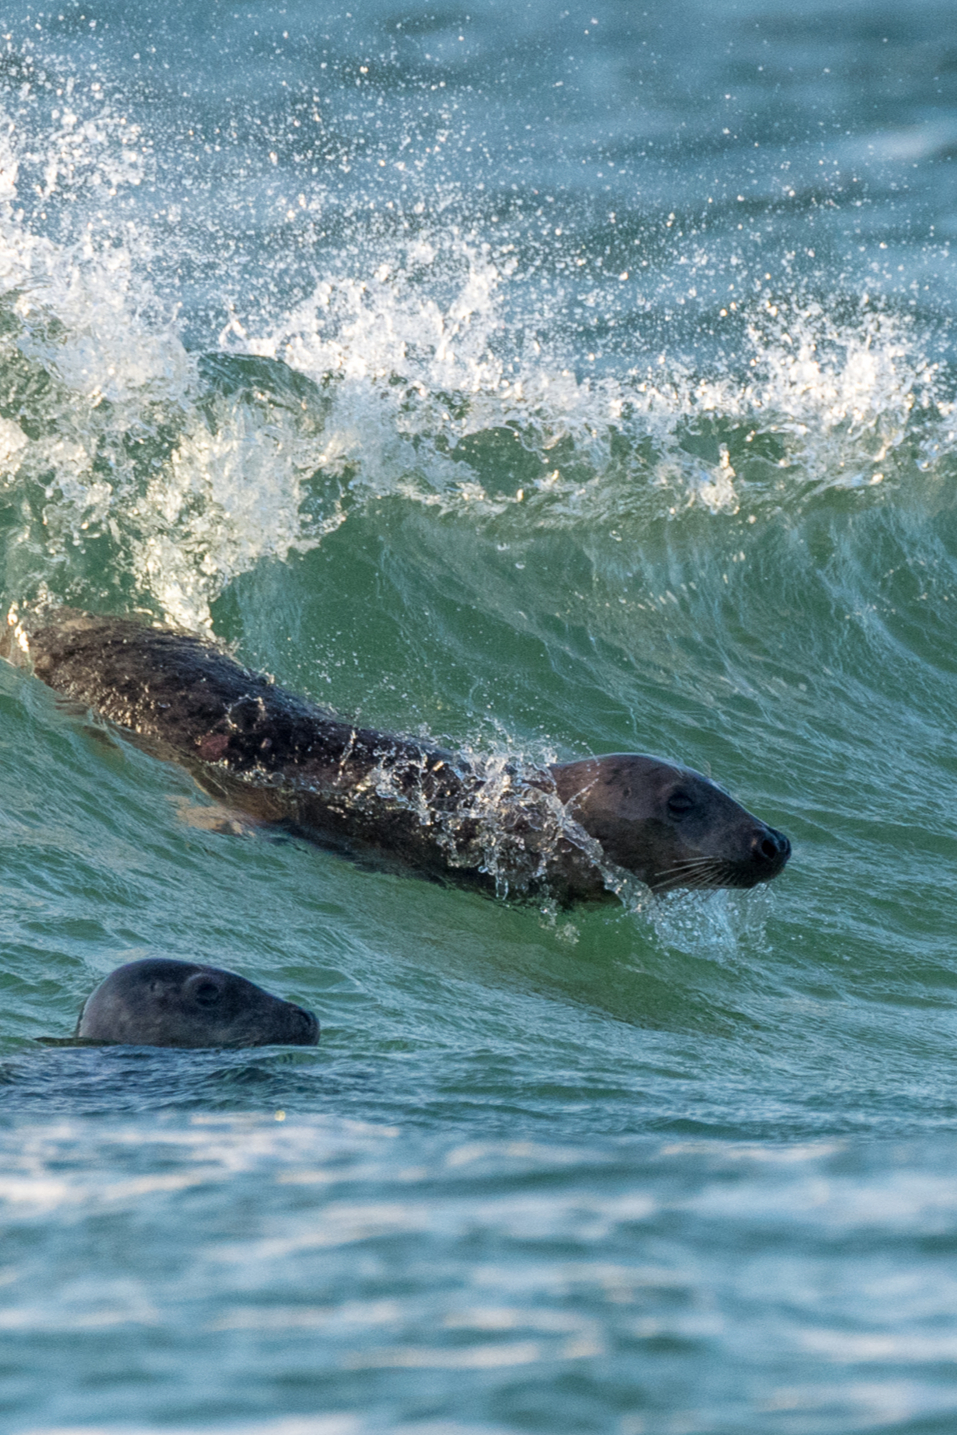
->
[76,958,320,1048]
[551,754,790,892]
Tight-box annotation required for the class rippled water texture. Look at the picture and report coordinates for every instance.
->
[3,1,957,1431]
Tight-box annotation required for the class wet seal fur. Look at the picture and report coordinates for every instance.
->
[68,958,320,1048]
[5,610,790,901]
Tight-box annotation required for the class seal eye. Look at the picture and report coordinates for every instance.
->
[192,979,222,1006]
[667,791,695,817]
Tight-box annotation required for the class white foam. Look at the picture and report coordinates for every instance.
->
[0,96,948,632]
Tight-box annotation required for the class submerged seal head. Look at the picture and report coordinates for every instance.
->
[76,958,320,1048]
[551,754,790,892]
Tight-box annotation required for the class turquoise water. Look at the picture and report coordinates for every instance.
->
[3,1,957,1430]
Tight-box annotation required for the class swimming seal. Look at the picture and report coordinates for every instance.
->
[75,958,320,1047]
[4,610,790,900]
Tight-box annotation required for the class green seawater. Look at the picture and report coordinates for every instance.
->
[3,1,957,1431]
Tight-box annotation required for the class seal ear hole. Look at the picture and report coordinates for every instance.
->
[666,791,696,817]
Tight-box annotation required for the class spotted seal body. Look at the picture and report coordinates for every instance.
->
[6,610,790,900]
[75,958,320,1047]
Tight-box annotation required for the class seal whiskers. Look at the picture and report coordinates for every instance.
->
[651,856,739,892]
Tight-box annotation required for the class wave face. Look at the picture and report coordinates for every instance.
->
[3,2,957,1432]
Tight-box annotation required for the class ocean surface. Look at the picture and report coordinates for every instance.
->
[2,1,957,1431]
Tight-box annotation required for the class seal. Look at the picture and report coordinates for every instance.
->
[4,609,790,900]
[74,958,320,1047]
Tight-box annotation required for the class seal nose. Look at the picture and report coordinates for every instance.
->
[291,1005,320,1045]
[752,826,791,868]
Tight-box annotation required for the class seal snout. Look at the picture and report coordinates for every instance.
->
[291,1005,320,1044]
[750,825,791,873]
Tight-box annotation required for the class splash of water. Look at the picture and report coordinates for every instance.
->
[0,89,950,631]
